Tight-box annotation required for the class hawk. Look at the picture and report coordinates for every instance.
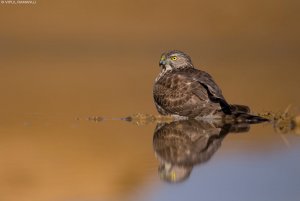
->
[153,50,267,122]
[153,119,250,183]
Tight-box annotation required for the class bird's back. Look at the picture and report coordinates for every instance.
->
[153,68,225,118]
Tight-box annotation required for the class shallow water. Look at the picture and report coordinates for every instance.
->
[0,112,299,201]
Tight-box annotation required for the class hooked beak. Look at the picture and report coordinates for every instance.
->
[159,59,167,67]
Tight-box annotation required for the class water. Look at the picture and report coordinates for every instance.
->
[0,112,299,201]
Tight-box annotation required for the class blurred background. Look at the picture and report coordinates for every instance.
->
[0,0,300,201]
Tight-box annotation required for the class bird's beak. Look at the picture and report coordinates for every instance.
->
[159,59,167,67]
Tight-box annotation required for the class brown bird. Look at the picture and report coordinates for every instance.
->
[153,119,250,183]
[153,50,267,122]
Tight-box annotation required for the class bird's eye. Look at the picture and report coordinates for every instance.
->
[171,56,177,61]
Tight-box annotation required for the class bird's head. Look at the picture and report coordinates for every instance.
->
[159,50,193,71]
[158,163,192,183]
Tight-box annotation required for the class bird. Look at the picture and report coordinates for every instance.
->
[153,50,267,122]
[153,119,250,183]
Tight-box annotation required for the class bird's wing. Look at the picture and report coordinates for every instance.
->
[154,68,232,116]
[186,69,232,114]
[191,70,225,99]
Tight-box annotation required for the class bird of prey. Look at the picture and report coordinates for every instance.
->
[153,50,267,122]
[153,119,250,183]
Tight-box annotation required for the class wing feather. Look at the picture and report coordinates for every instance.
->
[154,68,232,117]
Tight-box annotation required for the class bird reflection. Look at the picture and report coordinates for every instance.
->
[153,119,250,183]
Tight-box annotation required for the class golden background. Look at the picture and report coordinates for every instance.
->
[0,1,299,201]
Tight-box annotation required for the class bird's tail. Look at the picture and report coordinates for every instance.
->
[230,104,250,114]
[229,104,269,124]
